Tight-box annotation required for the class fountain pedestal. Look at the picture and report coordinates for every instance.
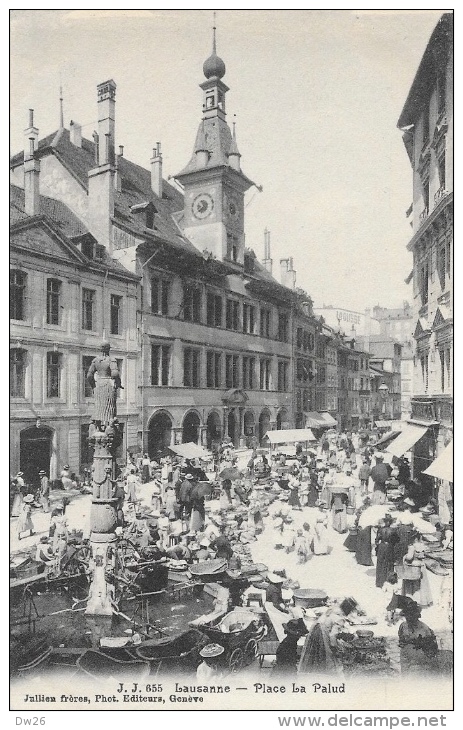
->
[85,425,121,616]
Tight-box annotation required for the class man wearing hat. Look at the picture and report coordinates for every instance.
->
[179,473,194,519]
[38,470,50,513]
[196,644,225,681]
[369,453,391,505]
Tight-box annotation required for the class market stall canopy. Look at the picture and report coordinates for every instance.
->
[304,412,327,428]
[320,412,337,427]
[265,429,316,444]
[386,424,428,458]
[169,442,211,460]
[358,505,392,528]
[423,440,453,482]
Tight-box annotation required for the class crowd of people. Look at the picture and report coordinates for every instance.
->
[10,428,453,679]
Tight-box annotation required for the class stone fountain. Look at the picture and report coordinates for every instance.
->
[85,341,123,616]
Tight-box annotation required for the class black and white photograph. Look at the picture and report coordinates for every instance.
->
[9,8,454,715]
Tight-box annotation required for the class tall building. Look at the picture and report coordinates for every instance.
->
[397,13,453,490]
[11,31,307,463]
[10,153,139,482]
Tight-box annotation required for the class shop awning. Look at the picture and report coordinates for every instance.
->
[423,441,453,482]
[375,420,395,428]
[168,442,211,460]
[320,412,337,426]
[386,424,428,458]
[304,412,326,428]
[375,430,401,448]
[265,429,316,445]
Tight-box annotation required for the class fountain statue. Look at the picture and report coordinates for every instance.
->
[85,341,123,616]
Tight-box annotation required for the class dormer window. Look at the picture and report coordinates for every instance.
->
[81,239,95,259]
[130,201,157,230]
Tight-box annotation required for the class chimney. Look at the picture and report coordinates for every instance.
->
[262,228,273,274]
[150,142,163,197]
[280,257,296,289]
[87,81,116,252]
[69,120,82,147]
[97,79,116,165]
[24,110,40,216]
[24,108,39,160]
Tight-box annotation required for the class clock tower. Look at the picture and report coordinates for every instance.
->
[174,26,255,265]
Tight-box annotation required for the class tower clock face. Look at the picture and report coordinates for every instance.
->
[192,193,214,219]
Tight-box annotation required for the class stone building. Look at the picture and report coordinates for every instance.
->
[11,34,303,461]
[9,167,139,482]
[397,12,453,489]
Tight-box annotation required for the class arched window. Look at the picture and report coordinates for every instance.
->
[10,348,26,397]
[10,270,27,321]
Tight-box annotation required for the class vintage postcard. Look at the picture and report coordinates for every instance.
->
[9,8,454,715]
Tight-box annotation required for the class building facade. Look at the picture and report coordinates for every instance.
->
[397,13,453,486]
[11,37,302,463]
[10,182,139,482]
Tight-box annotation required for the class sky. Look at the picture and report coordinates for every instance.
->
[10,8,447,313]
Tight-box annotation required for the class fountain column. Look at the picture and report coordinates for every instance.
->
[84,342,123,616]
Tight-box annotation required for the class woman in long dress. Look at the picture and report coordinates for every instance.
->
[331,493,348,534]
[375,515,399,588]
[288,479,302,510]
[312,516,331,555]
[355,525,373,566]
[306,470,319,507]
[17,495,34,538]
[11,478,23,517]
[298,598,358,674]
[401,535,433,607]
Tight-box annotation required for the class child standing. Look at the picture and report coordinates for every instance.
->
[382,571,400,625]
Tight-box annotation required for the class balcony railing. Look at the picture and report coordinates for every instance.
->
[434,186,449,206]
[419,207,429,223]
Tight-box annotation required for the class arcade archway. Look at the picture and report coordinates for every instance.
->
[20,426,54,486]
[148,411,172,458]
[276,408,289,430]
[258,409,271,445]
[243,410,255,447]
[182,411,200,444]
[206,411,222,450]
[227,410,237,447]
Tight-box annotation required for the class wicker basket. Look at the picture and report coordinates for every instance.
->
[396,564,421,581]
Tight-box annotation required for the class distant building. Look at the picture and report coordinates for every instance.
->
[314,305,380,338]
[356,336,402,425]
[397,12,453,492]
